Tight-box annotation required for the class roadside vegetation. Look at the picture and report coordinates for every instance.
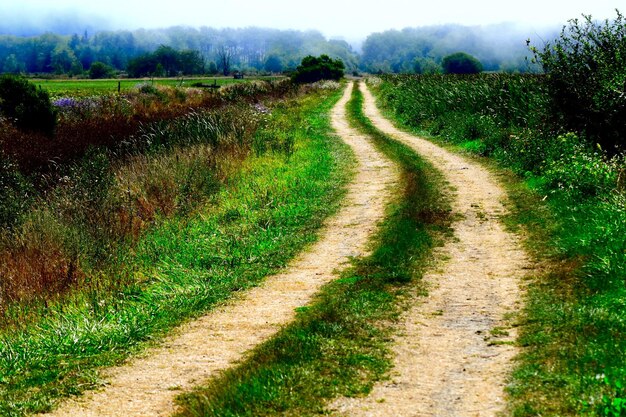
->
[368,11,625,416]
[0,77,353,416]
[173,82,452,416]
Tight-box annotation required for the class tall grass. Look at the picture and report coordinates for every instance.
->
[0,80,300,312]
[370,74,626,416]
[0,105,261,314]
[0,83,353,416]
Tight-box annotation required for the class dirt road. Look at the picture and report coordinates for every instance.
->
[43,83,399,417]
[331,82,528,417]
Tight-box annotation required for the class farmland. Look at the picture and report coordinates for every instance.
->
[32,76,283,97]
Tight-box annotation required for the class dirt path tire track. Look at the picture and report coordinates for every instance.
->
[331,82,528,417]
[43,83,399,417]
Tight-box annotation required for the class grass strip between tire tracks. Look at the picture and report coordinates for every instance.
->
[173,81,452,417]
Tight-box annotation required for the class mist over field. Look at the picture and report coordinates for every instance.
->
[1,0,620,38]
[0,1,619,74]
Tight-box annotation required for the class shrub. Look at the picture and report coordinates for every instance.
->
[0,75,57,136]
[532,10,626,153]
[544,133,621,199]
[442,52,483,74]
[89,61,113,79]
[291,55,345,84]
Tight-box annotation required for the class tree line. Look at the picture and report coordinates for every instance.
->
[0,23,554,77]
[0,27,359,77]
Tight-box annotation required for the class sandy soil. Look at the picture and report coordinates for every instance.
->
[329,82,528,417]
[42,83,399,417]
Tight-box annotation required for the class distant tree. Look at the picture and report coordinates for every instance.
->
[69,61,84,77]
[441,52,483,74]
[3,54,23,74]
[420,58,441,74]
[179,50,204,75]
[207,61,218,75]
[264,54,283,73]
[50,44,78,74]
[154,45,180,76]
[216,45,232,76]
[127,54,158,77]
[89,61,113,79]
[291,55,344,83]
[412,58,423,74]
[0,75,56,136]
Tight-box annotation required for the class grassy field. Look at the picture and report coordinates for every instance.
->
[32,76,283,97]
[172,82,452,417]
[0,84,352,416]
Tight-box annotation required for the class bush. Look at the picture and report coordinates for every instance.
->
[544,133,620,199]
[291,55,345,84]
[0,75,57,136]
[442,52,483,74]
[89,61,113,79]
[533,10,626,153]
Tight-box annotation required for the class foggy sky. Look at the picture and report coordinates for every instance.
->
[0,0,622,39]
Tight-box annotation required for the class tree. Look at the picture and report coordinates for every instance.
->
[216,45,232,76]
[0,75,56,136]
[3,54,23,74]
[441,52,483,74]
[50,45,79,74]
[127,54,158,77]
[264,54,283,73]
[89,61,113,79]
[291,55,345,83]
[179,50,204,75]
[154,45,180,76]
[207,61,218,75]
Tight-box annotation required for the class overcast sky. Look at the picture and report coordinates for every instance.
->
[1,0,622,39]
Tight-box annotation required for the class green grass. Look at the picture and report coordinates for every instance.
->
[367,76,626,416]
[33,76,282,97]
[0,86,352,417]
[172,81,452,416]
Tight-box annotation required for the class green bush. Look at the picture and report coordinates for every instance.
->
[0,75,57,136]
[533,11,626,152]
[291,55,345,84]
[441,52,483,74]
[89,61,113,79]
[544,133,619,198]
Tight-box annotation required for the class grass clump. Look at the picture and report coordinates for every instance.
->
[173,82,451,416]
